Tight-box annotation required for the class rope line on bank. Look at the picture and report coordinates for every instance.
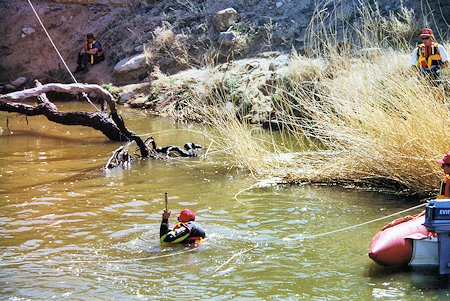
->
[27,0,99,112]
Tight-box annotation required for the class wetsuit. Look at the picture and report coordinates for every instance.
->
[160,219,206,244]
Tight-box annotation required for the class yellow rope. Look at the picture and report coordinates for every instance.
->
[234,183,429,240]
[287,202,428,241]
[213,244,258,273]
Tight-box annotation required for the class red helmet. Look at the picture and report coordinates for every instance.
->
[177,209,196,222]
[437,153,450,164]
[420,28,434,37]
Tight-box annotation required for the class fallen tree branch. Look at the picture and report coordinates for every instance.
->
[105,141,203,169]
[0,100,126,141]
[0,83,117,112]
[1,82,203,169]
[0,82,146,149]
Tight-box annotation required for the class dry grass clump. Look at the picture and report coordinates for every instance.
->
[147,67,198,120]
[192,103,285,175]
[354,4,417,50]
[306,1,417,56]
[149,22,197,68]
[185,49,449,196]
[287,51,327,82]
[153,24,177,50]
[274,52,448,195]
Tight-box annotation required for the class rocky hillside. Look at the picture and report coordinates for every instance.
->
[0,0,448,110]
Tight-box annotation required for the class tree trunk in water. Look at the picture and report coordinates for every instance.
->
[0,82,149,157]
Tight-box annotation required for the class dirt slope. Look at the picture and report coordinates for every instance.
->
[0,0,449,89]
[0,1,114,85]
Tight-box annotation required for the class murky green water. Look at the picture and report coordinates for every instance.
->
[1,104,449,300]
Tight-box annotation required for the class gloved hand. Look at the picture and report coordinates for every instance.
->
[430,66,441,73]
[162,211,171,219]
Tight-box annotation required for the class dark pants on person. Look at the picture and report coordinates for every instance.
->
[77,53,105,70]
[419,68,443,87]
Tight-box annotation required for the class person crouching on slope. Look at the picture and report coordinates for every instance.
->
[75,33,105,73]
[160,209,206,244]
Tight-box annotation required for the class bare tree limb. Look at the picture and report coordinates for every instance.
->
[0,82,204,169]
[0,97,126,141]
[0,83,147,152]
[0,83,117,112]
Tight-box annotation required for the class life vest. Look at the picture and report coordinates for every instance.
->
[416,42,442,70]
[171,222,204,243]
[85,39,104,64]
[173,222,189,231]
[438,175,450,198]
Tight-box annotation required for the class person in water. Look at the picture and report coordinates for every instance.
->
[160,208,206,244]
[436,152,450,198]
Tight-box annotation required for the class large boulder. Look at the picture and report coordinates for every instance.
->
[11,77,28,88]
[213,8,240,32]
[114,54,148,74]
[112,53,150,85]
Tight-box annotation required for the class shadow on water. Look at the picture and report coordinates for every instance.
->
[410,269,450,290]
[6,165,105,193]
[367,262,450,291]
[0,130,117,144]
[367,262,413,277]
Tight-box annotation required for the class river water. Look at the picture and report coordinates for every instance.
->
[0,104,449,300]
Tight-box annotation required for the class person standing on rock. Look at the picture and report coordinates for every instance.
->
[75,33,105,73]
[410,27,448,86]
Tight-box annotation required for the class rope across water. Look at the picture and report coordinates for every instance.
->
[0,201,428,267]
[294,202,428,240]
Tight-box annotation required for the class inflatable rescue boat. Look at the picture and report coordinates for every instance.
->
[368,212,429,266]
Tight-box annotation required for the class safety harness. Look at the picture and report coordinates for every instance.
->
[85,39,104,64]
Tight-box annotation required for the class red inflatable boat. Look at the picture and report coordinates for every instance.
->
[368,212,429,266]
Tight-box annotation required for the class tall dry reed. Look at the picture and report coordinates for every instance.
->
[155,1,449,196]
[190,51,448,195]
[180,84,295,178]
[273,52,448,195]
